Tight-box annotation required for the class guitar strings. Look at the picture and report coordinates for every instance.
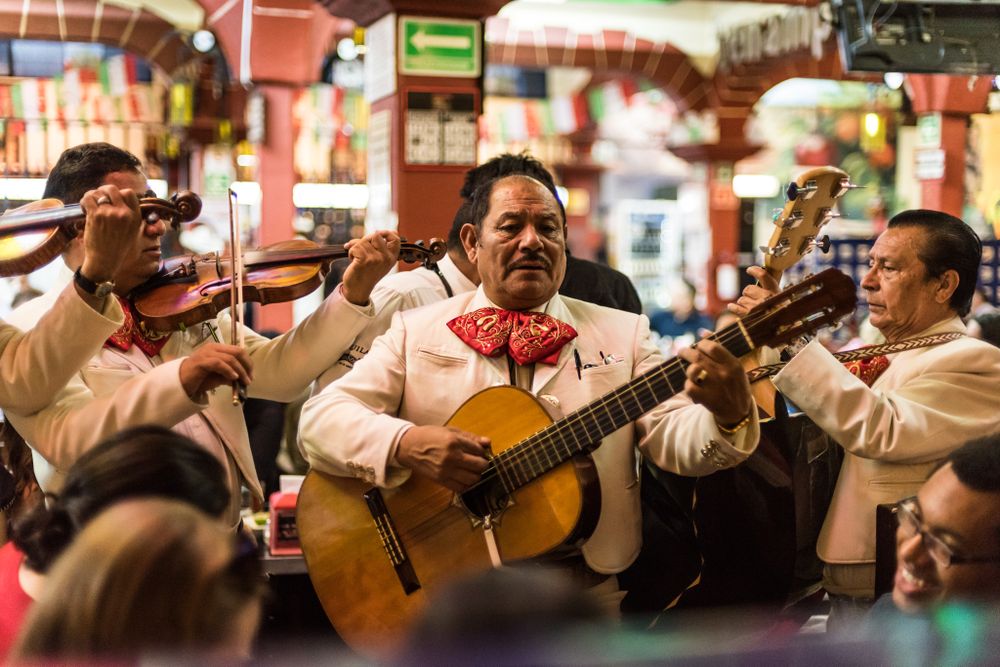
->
[461,312,758,495]
[382,320,750,542]
[462,282,828,497]
[383,279,832,541]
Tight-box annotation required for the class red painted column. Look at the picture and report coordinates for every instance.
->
[256,84,297,331]
[906,74,991,217]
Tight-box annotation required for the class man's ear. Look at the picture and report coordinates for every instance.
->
[460,223,480,263]
[936,269,960,305]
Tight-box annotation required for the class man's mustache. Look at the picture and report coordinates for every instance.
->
[506,252,552,273]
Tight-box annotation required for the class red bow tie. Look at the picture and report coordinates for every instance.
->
[843,354,890,387]
[447,307,578,365]
[105,297,170,358]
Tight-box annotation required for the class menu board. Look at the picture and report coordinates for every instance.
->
[404,89,477,168]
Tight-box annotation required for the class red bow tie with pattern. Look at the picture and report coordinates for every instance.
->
[447,307,578,365]
[843,354,890,387]
[105,297,170,357]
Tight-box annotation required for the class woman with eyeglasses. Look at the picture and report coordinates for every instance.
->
[0,425,231,659]
[12,498,266,663]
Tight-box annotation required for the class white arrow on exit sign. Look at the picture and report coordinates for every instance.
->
[410,30,471,51]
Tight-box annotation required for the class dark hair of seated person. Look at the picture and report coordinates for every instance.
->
[12,425,229,573]
[946,432,1000,494]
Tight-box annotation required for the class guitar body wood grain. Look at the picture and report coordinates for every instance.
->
[297,385,599,658]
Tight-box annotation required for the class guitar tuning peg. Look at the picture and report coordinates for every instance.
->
[760,238,792,257]
[833,178,863,198]
[816,207,839,227]
[796,235,832,256]
[787,180,818,201]
[771,208,784,222]
[776,210,804,229]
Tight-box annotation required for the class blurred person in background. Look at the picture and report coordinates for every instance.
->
[11,498,266,663]
[649,278,712,352]
[0,425,229,659]
[969,311,1000,348]
[970,285,996,318]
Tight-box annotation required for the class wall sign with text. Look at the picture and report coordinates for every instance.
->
[404,89,478,169]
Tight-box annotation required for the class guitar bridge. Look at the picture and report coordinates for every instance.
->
[364,488,420,595]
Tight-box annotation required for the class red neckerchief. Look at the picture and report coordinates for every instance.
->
[843,354,890,387]
[447,307,577,365]
[105,297,170,358]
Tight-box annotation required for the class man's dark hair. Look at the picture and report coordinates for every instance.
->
[886,209,982,317]
[12,425,229,573]
[43,142,143,204]
[455,153,566,243]
[447,202,474,251]
[945,432,1000,493]
[468,173,563,235]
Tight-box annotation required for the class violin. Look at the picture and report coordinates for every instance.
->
[0,192,202,277]
[130,237,448,332]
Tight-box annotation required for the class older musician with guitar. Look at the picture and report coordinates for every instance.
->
[730,209,1000,626]
[5,143,401,527]
[298,174,760,632]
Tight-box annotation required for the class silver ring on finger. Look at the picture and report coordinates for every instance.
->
[96,195,112,206]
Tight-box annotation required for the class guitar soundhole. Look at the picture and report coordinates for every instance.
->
[459,477,510,521]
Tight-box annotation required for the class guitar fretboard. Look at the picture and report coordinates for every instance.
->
[488,322,755,493]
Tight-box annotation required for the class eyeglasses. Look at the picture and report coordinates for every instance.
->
[896,497,1000,569]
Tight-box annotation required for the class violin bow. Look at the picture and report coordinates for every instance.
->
[228,188,247,405]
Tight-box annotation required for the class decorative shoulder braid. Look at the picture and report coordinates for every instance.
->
[747,332,966,383]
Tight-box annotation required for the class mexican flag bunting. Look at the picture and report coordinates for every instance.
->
[98,61,111,96]
[502,101,528,141]
[537,99,555,136]
[550,96,576,134]
[524,101,541,138]
[62,68,82,116]
[47,120,66,168]
[585,87,605,123]
[106,54,130,97]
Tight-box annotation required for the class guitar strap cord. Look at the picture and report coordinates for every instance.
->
[746,332,966,383]
[428,261,454,298]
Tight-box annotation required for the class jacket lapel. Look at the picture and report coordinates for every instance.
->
[531,295,576,394]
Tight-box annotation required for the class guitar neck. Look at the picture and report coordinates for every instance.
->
[491,321,756,492]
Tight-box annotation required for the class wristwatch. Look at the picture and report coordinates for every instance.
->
[74,268,116,299]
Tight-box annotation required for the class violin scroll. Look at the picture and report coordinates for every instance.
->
[138,191,203,230]
[399,237,447,268]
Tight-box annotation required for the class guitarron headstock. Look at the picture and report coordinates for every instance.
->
[759,166,858,276]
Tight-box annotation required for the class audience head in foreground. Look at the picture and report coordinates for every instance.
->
[13,498,265,663]
[13,425,230,574]
[893,433,1000,613]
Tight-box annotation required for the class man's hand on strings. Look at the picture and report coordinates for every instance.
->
[396,425,491,492]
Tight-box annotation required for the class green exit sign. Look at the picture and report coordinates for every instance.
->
[399,16,481,78]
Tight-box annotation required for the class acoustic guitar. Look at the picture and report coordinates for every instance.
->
[748,166,855,415]
[297,268,857,657]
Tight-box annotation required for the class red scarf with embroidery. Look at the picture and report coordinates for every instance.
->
[447,307,577,365]
[843,354,890,387]
[105,297,170,357]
